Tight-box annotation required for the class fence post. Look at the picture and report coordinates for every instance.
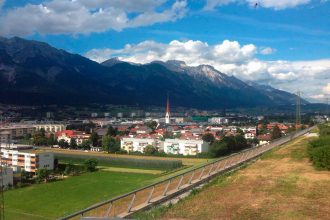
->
[104,201,113,218]
[127,193,136,213]
[222,160,228,170]
[208,163,215,176]
[147,186,155,204]
[188,170,195,184]
[163,180,171,196]
[215,160,222,172]
[199,167,206,180]
[244,150,251,161]
[176,175,184,190]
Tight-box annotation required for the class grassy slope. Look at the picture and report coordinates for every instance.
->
[136,133,330,220]
[5,171,156,220]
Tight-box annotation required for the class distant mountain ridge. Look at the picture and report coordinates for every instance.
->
[0,36,307,108]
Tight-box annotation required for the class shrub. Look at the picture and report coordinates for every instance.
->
[84,158,98,172]
[308,124,330,170]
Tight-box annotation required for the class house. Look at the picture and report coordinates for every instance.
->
[136,126,152,134]
[163,139,209,156]
[244,132,256,139]
[257,134,272,145]
[0,149,54,173]
[56,130,91,145]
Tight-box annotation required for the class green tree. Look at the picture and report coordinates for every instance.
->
[32,129,48,146]
[47,133,57,146]
[236,128,244,135]
[79,140,91,150]
[102,135,120,153]
[84,158,98,172]
[107,126,118,137]
[144,145,158,155]
[64,162,74,175]
[90,132,99,147]
[209,141,229,157]
[70,138,77,149]
[271,126,282,140]
[58,139,69,148]
[146,121,158,131]
[37,169,51,182]
[202,133,215,143]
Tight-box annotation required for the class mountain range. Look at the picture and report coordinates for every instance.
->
[0,37,307,109]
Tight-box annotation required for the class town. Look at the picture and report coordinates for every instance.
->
[0,97,324,191]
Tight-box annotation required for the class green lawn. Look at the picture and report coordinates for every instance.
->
[5,171,157,220]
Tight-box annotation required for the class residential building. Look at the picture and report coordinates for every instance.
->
[56,130,91,145]
[0,149,54,173]
[244,132,256,139]
[0,124,36,139]
[34,123,66,133]
[0,166,13,189]
[208,117,229,124]
[163,139,209,156]
[121,137,157,153]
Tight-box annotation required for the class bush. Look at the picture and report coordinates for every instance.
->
[144,145,158,155]
[309,145,330,170]
[84,158,98,172]
[308,124,330,170]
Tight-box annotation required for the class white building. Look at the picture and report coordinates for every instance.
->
[240,126,257,134]
[0,166,13,189]
[0,149,54,173]
[208,117,229,125]
[34,124,66,133]
[121,137,157,153]
[163,139,209,156]
[244,132,256,139]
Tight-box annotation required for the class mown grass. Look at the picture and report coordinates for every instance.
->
[5,171,157,220]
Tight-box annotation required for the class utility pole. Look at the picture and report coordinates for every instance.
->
[296,91,301,127]
[0,136,4,220]
[326,97,329,116]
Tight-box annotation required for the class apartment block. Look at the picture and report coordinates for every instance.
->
[0,149,54,173]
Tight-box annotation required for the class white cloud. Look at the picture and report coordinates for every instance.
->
[0,0,187,36]
[259,47,276,55]
[0,0,4,9]
[85,39,330,102]
[204,0,312,10]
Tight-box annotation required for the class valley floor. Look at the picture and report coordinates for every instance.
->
[136,133,330,220]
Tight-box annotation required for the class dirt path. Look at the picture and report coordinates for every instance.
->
[155,134,330,220]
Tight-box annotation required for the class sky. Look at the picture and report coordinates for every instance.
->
[0,0,329,103]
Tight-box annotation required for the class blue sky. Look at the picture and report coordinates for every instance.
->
[0,0,329,102]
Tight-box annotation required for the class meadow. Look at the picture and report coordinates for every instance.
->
[5,171,157,220]
[135,132,330,220]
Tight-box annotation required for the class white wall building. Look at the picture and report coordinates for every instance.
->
[0,149,54,173]
[121,137,158,153]
[244,132,256,139]
[34,124,66,133]
[163,139,209,156]
[208,117,229,125]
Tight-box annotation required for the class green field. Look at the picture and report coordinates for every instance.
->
[5,171,157,220]
[55,154,183,171]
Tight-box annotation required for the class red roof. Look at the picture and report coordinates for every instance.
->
[55,130,76,137]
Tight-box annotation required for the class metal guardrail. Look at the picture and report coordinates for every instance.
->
[60,126,315,220]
